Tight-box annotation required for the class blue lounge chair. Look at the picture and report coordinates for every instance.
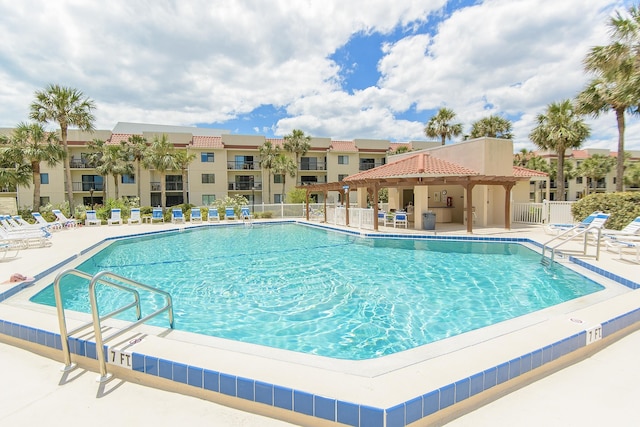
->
[151,208,164,223]
[225,207,236,221]
[544,211,602,235]
[207,207,220,223]
[241,207,252,220]
[190,208,203,223]
[85,210,101,226]
[128,208,142,225]
[171,208,185,224]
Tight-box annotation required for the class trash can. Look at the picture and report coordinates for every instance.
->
[422,212,436,230]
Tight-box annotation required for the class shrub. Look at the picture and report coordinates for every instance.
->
[572,192,640,230]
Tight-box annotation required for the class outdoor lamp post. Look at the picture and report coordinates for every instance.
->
[90,187,94,210]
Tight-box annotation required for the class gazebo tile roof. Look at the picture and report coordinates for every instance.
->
[345,153,479,181]
[512,166,548,177]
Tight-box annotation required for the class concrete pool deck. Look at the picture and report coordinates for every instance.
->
[1,219,639,426]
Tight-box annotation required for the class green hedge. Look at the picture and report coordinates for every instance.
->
[571,192,640,230]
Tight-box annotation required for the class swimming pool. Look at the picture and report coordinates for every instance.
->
[30,223,604,360]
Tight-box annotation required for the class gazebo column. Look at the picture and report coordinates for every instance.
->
[503,183,514,230]
[305,189,310,220]
[464,182,476,233]
[372,183,379,231]
[323,190,327,223]
[414,185,429,230]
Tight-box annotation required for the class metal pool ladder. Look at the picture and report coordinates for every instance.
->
[541,226,602,266]
[54,269,174,382]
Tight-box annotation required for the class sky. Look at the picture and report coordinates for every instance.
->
[1,0,639,153]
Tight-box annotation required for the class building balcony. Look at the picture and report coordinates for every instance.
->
[359,161,384,171]
[150,182,184,191]
[227,161,260,170]
[72,182,105,192]
[299,162,327,171]
[228,182,263,191]
[69,160,91,168]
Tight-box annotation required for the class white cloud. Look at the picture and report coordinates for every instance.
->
[0,0,637,152]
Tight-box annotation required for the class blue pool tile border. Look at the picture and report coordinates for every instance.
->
[2,225,640,427]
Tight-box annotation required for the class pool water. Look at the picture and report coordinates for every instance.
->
[31,223,604,360]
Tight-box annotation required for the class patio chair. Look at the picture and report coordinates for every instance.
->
[207,207,220,223]
[602,216,640,237]
[240,207,252,221]
[0,240,21,260]
[171,208,185,224]
[85,210,102,226]
[13,215,46,231]
[107,208,123,225]
[0,225,52,248]
[378,210,392,226]
[31,212,62,231]
[190,208,203,223]
[52,209,78,228]
[225,207,236,221]
[128,208,142,225]
[604,235,640,263]
[151,208,164,223]
[394,211,408,228]
[544,211,601,235]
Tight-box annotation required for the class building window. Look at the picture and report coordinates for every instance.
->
[165,175,183,191]
[201,152,215,163]
[202,195,216,205]
[121,174,135,184]
[82,175,103,191]
[576,177,583,184]
[202,173,215,184]
[274,174,283,184]
[274,194,283,203]
[39,196,50,205]
[300,157,318,170]
[338,174,348,181]
[338,155,349,165]
[40,173,49,184]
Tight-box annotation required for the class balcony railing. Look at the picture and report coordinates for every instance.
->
[299,162,327,171]
[70,160,91,168]
[227,161,260,170]
[228,182,263,191]
[72,182,105,191]
[150,182,184,191]
[359,161,384,171]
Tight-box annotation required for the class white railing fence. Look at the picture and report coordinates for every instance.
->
[511,201,575,225]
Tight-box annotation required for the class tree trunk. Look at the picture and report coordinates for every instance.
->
[182,170,188,204]
[114,174,120,200]
[61,126,75,215]
[615,107,625,192]
[557,148,565,201]
[161,172,166,209]
[136,160,142,201]
[32,161,41,211]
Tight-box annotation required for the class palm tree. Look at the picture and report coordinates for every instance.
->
[259,141,280,203]
[3,122,64,210]
[120,135,148,200]
[577,5,640,192]
[142,134,179,209]
[174,150,196,204]
[283,129,311,183]
[29,84,96,215]
[271,153,297,202]
[529,100,590,201]
[0,138,32,194]
[577,154,616,195]
[513,148,534,167]
[424,107,463,145]
[86,139,109,200]
[469,115,513,139]
[87,139,132,200]
[624,162,640,188]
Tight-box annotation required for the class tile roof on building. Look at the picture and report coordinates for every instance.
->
[512,166,548,177]
[329,141,358,152]
[265,138,285,148]
[107,133,133,145]
[345,152,480,181]
[191,136,223,149]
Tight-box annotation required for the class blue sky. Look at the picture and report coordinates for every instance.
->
[1,0,638,152]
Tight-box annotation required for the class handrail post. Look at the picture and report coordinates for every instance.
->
[53,269,76,372]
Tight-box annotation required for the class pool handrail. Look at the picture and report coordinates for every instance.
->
[54,268,174,381]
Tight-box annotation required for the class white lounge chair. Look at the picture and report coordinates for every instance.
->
[0,225,52,248]
[240,207,252,221]
[602,216,640,237]
[13,215,46,231]
[151,208,164,223]
[31,212,62,231]
[171,208,185,224]
[52,209,78,228]
[128,208,142,225]
[207,207,220,223]
[604,235,640,263]
[544,211,602,235]
[85,210,101,226]
[107,208,123,225]
[190,208,203,223]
